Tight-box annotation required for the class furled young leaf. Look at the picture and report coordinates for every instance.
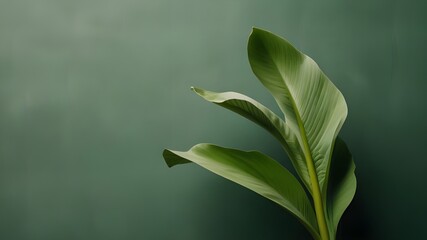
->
[248,28,348,240]
[325,138,356,237]
[191,87,311,193]
[163,144,320,240]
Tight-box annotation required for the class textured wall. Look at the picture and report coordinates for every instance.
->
[1,0,426,239]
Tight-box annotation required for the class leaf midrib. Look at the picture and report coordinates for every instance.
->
[264,48,329,240]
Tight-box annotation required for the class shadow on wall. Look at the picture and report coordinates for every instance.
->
[338,194,373,240]
[193,178,312,240]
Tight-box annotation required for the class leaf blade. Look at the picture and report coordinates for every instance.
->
[191,87,311,193]
[326,138,357,238]
[248,27,349,240]
[247,27,348,198]
[163,144,320,240]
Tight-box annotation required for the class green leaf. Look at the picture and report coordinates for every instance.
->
[163,144,320,240]
[248,27,347,195]
[191,87,311,193]
[248,27,348,240]
[326,138,356,238]
[163,27,356,240]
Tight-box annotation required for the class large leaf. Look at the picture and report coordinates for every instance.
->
[191,87,311,193]
[248,27,347,195]
[248,27,348,239]
[326,138,356,237]
[163,144,320,240]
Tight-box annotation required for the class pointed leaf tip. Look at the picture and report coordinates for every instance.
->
[251,26,266,32]
[191,87,205,97]
[190,86,201,93]
[250,27,273,37]
[163,149,191,168]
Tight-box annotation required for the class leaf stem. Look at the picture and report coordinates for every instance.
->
[302,140,329,240]
[296,118,330,240]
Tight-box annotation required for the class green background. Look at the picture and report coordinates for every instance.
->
[1,0,426,239]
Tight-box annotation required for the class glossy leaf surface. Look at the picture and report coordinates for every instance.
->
[163,144,320,239]
[191,87,311,192]
[248,28,347,194]
[248,28,349,240]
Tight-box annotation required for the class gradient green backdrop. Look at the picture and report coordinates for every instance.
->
[1,0,426,239]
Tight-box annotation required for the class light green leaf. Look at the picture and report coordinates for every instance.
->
[326,138,356,238]
[248,27,347,194]
[191,87,311,193]
[163,144,320,240]
[248,27,348,240]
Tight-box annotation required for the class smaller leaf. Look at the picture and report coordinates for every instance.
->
[191,87,311,193]
[325,138,357,238]
[163,144,320,240]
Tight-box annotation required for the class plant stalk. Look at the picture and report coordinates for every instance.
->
[292,101,330,240]
[303,145,329,240]
[299,131,330,240]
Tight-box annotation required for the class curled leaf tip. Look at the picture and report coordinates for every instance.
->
[191,87,204,96]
